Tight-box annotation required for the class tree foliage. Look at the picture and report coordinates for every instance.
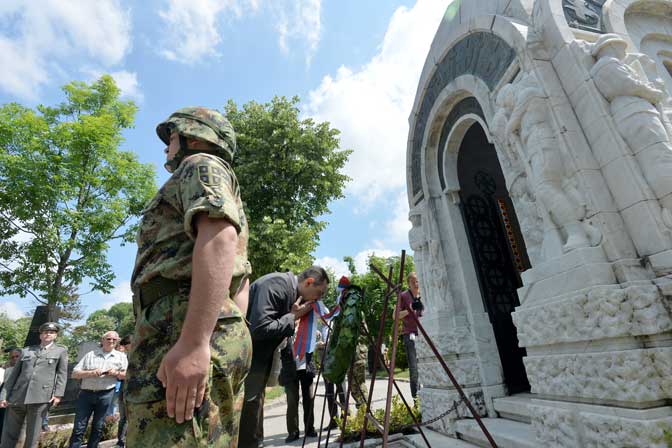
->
[0,313,31,362]
[0,76,156,314]
[225,96,351,278]
[61,302,134,360]
[329,253,415,369]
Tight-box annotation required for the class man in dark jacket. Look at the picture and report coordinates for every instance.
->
[0,322,68,448]
[239,266,329,448]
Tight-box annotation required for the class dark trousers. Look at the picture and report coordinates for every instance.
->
[325,380,345,425]
[284,370,314,435]
[0,407,5,439]
[117,388,127,447]
[68,388,115,448]
[0,402,49,448]
[239,342,277,448]
[403,334,419,399]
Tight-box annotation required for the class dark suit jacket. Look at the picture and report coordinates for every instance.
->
[0,344,68,405]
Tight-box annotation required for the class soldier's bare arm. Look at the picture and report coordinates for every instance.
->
[234,277,250,315]
[156,212,237,424]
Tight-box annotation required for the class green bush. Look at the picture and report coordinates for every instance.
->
[336,395,421,442]
[38,419,117,448]
[663,428,672,447]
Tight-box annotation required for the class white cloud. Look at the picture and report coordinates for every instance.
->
[315,256,351,279]
[384,188,412,245]
[0,0,132,99]
[83,69,143,102]
[0,301,27,320]
[274,0,321,64]
[353,248,398,275]
[158,0,321,63]
[303,0,450,203]
[99,280,132,310]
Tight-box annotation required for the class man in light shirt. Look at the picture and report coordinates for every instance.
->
[68,331,128,448]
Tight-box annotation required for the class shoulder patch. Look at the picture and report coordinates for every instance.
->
[197,164,223,186]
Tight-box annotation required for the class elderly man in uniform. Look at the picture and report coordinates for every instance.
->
[68,331,127,448]
[239,266,328,448]
[0,322,68,448]
[126,107,252,447]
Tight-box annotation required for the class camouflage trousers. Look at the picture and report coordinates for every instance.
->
[350,344,368,408]
[126,293,252,447]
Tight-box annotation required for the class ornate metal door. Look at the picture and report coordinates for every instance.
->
[457,123,530,394]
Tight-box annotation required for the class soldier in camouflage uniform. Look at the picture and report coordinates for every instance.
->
[351,342,369,408]
[126,107,253,447]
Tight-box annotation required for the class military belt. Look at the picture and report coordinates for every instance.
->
[138,276,190,310]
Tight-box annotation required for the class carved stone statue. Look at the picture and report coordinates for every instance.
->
[590,33,672,226]
[497,74,592,253]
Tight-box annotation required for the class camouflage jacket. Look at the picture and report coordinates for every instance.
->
[131,152,251,315]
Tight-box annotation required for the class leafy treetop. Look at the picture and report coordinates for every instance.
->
[0,75,156,316]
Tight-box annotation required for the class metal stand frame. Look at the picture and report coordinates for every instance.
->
[303,250,498,447]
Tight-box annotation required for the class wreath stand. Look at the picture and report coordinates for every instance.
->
[303,250,497,448]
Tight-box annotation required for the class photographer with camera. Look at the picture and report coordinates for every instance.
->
[398,272,424,400]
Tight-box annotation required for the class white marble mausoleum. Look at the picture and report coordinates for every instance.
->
[407,1,672,446]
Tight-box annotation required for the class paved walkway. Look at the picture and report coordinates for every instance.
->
[261,376,412,448]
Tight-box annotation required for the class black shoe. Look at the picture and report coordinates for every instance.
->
[328,420,339,430]
[285,432,300,443]
[306,429,318,438]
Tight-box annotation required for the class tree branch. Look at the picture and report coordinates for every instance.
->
[0,210,36,236]
[0,261,44,303]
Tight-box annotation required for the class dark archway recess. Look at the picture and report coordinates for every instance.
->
[410,31,517,204]
[457,122,530,395]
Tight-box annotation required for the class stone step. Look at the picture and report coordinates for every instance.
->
[455,418,536,448]
[405,428,479,447]
[492,394,534,423]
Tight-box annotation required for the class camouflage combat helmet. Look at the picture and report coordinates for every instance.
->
[156,107,237,172]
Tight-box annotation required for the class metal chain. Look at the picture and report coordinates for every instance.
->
[396,399,461,431]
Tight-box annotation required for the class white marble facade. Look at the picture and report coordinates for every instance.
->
[406,0,672,446]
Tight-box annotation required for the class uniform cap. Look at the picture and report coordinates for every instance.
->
[39,322,60,333]
[591,33,628,57]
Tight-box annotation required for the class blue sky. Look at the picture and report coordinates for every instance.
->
[0,0,451,321]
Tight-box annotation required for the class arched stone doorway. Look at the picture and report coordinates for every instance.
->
[456,122,530,395]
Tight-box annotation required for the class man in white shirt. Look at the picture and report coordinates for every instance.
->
[68,331,128,448]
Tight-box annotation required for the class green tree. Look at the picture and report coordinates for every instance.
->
[0,313,31,363]
[62,303,134,360]
[0,76,156,317]
[347,253,415,369]
[225,96,351,277]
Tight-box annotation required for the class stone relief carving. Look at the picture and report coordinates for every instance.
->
[423,199,449,312]
[512,284,672,347]
[419,358,481,389]
[563,0,606,33]
[590,33,672,228]
[531,403,672,448]
[530,405,580,448]
[492,87,545,265]
[419,387,487,433]
[415,326,475,359]
[524,347,672,402]
[581,412,672,448]
[492,73,599,257]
